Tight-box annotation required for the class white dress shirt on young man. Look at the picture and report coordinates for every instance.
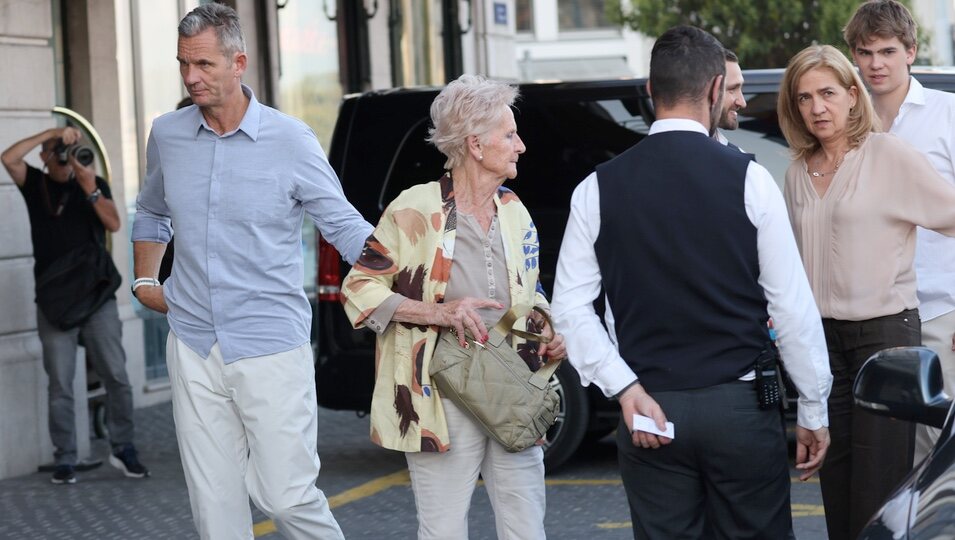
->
[891,76,955,461]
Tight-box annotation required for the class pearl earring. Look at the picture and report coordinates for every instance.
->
[479,154,483,161]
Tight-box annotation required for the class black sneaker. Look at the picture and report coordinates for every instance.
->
[51,465,76,485]
[109,444,150,478]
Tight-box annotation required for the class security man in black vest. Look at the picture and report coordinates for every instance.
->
[552,26,833,539]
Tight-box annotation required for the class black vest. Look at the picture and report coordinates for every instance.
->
[594,130,770,392]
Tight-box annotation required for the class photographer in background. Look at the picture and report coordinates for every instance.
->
[1,126,148,484]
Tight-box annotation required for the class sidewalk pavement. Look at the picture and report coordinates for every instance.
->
[0,400,827,539]
[0,401,209,539]
[0,400,408,540]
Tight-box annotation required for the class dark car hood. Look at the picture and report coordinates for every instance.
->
[860,422,955,539]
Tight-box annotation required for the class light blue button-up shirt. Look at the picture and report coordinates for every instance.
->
[132,86,372,363]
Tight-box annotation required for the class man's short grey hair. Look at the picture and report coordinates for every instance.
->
[179,3,246,59]
[427,74,520,170]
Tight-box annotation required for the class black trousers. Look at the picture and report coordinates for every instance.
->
[819,309,920,540]
[617,380,790,540]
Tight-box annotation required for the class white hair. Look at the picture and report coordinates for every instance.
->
[427,74,520,169]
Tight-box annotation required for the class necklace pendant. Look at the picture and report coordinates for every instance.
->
[811,172,821,177]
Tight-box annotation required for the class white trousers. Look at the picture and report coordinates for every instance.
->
[167,333,343,540]
[405,398,546,540]
[915,309,955,464]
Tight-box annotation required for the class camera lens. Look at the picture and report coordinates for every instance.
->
[71,146,95,167]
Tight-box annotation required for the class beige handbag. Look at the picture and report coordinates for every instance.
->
[430,304,562,453]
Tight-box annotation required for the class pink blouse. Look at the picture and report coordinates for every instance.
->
[784,133,955,321]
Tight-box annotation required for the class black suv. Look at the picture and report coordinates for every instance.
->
[313,68,955,471]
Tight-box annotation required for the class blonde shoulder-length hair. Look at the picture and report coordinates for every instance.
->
[777,45,879,161]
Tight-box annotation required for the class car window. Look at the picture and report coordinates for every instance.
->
[724,91,792,191]
[379,118,446,211]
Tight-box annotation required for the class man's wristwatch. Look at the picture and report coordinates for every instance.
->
[87,188,102,204]
[131,277,161,299]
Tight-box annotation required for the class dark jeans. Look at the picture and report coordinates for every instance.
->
[37,298,135,465]
[819,309,920,540]
[617,381,790,540]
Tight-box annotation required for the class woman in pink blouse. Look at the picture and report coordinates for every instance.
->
[778,44,955,540]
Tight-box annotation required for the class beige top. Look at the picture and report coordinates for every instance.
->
[784,133,955,321]
[443,213,511,328]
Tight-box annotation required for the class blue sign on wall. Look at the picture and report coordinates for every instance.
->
[494,2,507,25]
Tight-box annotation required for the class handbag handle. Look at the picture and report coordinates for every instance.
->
[487,304,563,388]
[494,305,554,344]
[499,304,563,376]
[452,304,562,389]
[449,304,555,345]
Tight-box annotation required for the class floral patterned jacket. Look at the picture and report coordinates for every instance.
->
[341,175,549,453]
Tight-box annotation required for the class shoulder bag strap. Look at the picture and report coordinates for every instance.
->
[493,304,562,390]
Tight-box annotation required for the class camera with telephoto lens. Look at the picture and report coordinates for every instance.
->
[52,139,95,167]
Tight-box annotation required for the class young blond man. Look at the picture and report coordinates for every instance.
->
[845,0,955,464]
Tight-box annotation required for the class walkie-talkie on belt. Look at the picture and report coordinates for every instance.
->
[754,345,781,410]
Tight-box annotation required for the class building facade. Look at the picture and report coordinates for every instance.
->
[515,0,651,80]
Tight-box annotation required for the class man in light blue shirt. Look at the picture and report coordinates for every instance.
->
[130,4,371,539]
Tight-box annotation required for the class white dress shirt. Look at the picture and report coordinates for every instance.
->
[714,129,731,146]
[890,77,955,322]
[552,118,832,430]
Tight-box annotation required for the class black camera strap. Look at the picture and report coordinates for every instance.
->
[54,191,71,217]
[39,170,72,218]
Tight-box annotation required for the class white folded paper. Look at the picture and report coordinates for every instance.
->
[631,413,675,439]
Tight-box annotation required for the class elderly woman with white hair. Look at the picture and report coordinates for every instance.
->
[341,74,565,539]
